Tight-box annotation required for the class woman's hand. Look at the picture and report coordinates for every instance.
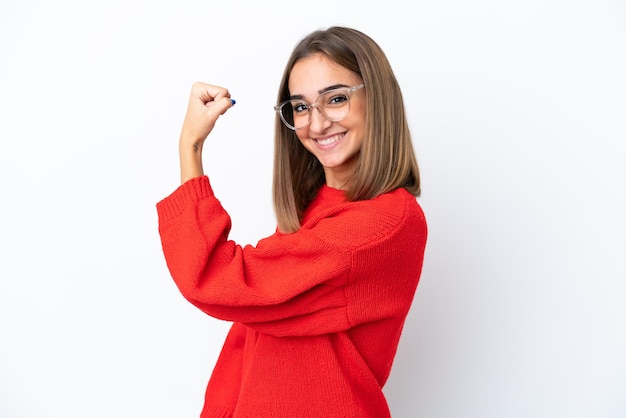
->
[178,82,235,184]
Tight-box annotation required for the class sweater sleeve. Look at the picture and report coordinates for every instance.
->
[156,176,427,337]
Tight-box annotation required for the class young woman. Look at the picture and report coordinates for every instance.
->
[157,26,427,418]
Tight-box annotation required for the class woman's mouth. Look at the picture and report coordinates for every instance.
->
[313,133,345,146]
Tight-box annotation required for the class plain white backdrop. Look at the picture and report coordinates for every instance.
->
[1,1,625,417]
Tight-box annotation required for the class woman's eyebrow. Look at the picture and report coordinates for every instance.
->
[320,83,349,93]
[288,84,350,101]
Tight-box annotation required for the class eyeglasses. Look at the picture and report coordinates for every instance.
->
[274,84,365,131]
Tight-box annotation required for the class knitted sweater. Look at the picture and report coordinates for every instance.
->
[156,176,427,418]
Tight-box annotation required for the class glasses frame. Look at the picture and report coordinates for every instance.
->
[274,84,365,131]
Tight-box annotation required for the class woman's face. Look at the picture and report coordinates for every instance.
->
[288,53,366,189]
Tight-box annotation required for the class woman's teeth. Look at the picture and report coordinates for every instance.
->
[315,134,343,146]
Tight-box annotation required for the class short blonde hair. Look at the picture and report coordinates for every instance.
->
[273,26,421,233]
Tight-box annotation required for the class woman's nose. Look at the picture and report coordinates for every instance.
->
[308,107,331,132]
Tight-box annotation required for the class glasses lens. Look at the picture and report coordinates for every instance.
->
[288,100,313,130]
[319,89,351,122]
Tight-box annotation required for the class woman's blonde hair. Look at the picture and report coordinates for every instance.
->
[273,26,421,233]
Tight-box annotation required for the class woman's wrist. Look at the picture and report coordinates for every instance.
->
[179,141,204,184]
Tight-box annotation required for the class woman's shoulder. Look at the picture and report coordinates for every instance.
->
[303,187,426,249]
[374,187,425,215]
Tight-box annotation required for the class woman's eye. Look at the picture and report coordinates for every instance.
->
[328,94,349,106]
[293,102,309,113]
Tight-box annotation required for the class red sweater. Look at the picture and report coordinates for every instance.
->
[157,176,427,418]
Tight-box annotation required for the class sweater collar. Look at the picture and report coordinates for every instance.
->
[302,184,347,221]
[317,184,347,203]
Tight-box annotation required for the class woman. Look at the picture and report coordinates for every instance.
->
[157,26,427,418]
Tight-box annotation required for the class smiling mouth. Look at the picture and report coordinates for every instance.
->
[313,133,345,146]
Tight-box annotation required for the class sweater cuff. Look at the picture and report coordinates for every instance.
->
[156,175,215,221]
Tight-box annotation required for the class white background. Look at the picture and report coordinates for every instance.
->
[1,1,625,417]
